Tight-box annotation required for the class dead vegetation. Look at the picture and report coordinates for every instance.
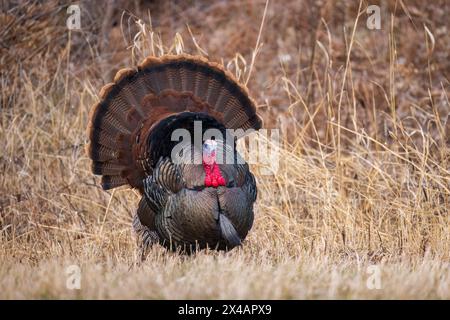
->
[0,0,449,299]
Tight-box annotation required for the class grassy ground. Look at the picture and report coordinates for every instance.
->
[0,0,449,299]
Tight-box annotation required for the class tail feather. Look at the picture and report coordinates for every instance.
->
[193,68,210,99]
[95,82,142,127]
[86,143,118,162]
[204,76,224,107]
[91,161,127,175]
[179,61,196,92]
[166,65,182,92]
[224,97,251,127]
[101,175,128,190]
[144,70,162,93]
[154,67,171,93]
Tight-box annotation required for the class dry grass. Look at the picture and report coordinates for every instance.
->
[0,0,449,299]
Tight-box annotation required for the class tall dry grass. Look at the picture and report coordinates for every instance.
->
[0,0,449,299]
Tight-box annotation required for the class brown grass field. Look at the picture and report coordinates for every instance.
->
[0,0,449,299]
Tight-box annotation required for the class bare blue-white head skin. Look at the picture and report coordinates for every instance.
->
[202,139,217,165]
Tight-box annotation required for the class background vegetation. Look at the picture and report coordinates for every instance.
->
[0,0,449,298]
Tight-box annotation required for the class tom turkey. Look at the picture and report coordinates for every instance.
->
[86,54,262,253]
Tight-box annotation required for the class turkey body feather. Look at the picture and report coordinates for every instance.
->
[87,54,261,253]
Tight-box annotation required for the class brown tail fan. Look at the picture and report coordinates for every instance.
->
[86,54,262,191]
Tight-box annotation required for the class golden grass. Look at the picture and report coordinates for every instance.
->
[0,0,449,299]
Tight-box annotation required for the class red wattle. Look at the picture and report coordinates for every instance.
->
[203,161,226,188]
[204,175,212,187]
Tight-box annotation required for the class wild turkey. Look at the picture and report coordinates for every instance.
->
[86,54,262,253]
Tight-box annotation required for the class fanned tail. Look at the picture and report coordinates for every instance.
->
[87,54,262,191]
